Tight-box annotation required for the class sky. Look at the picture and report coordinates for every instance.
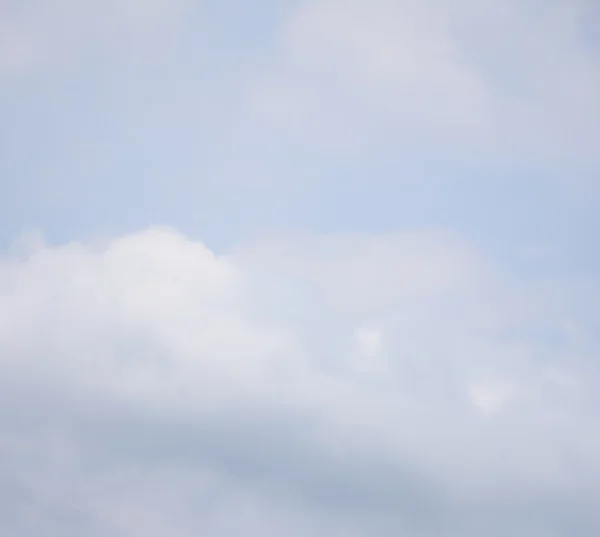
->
[1,1,600,535]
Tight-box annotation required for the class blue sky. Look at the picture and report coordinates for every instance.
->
[1,1,600,536]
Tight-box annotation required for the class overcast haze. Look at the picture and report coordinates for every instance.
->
[1,1,600,536]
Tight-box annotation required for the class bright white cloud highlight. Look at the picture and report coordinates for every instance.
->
[353,326,382,360]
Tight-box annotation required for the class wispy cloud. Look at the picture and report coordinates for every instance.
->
[0,0,194,74]
[249,0,600,165]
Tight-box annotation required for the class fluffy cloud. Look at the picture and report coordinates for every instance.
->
[0,226,599,536]
[249,0,600,162]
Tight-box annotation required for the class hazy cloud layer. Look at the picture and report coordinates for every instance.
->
[1,227,599,536]
[1,0,599,251]
[1,0,600,534]
[250,0,600,163]
[0,0,195,73]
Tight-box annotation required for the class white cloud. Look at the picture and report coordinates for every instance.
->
[352,325,386,375]
[467,378,515,415]
[249,0,600,162]
[231,229,487,314]
[353,325,382,359]
[0,0,194,74]
[0,226,599,535]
